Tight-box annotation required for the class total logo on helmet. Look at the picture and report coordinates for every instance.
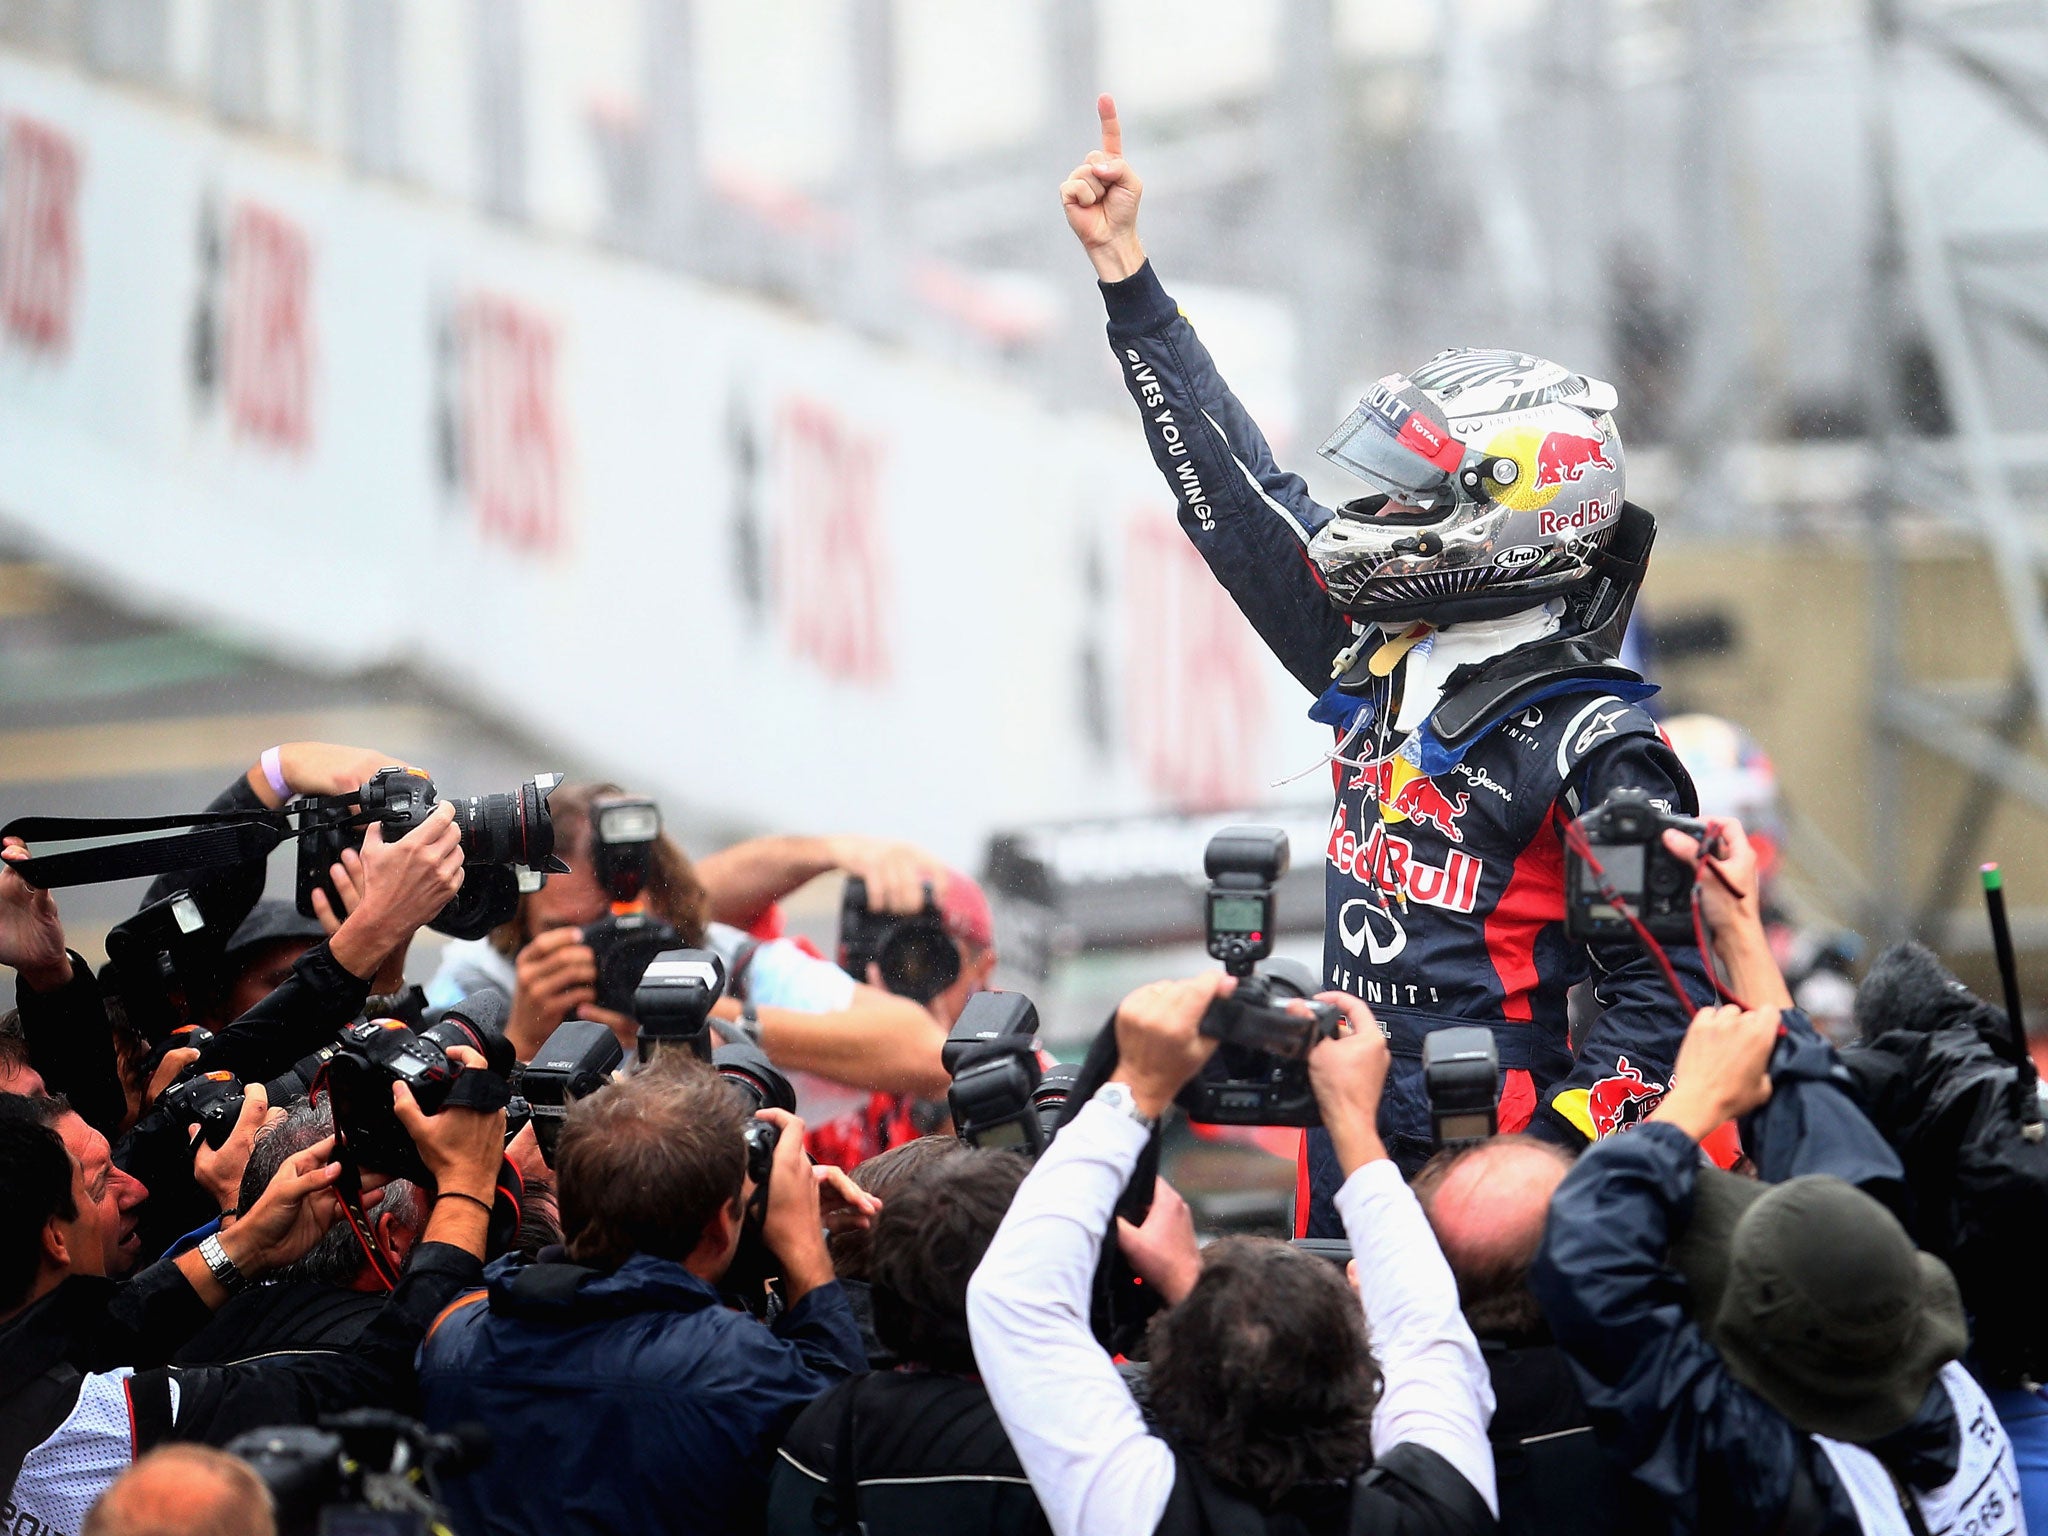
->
[1345,754,1473,844]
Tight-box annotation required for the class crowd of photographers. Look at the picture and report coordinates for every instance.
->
[0,738,2044,1536]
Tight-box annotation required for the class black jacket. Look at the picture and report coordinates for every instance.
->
[769,1369,1049,1536]
[1529,1122,1963,1535]
[1480,1336,1667,1536]
[172,1277,388,1366]
[1,1241,481,1535]
[1152,1443,1496,1536]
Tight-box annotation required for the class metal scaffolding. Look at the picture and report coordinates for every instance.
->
[1867,0,2048,949]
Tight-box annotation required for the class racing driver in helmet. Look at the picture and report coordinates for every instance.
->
[1062,95,1716,1234]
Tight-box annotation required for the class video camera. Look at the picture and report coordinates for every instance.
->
[296,766,568,942]
[1563,787,1706,944]
[226,1410,486,1536]
[580,796,684,1014]
[942,992,1064,1154]
[838,876,960,1004]
[633,948,727,1062]
[1181,827,1342,1127]
[102,890,217,1040]
[514,1018,623,1164]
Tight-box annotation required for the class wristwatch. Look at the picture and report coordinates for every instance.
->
[1094,1081,1159,1132]
[197,1232,248,1296]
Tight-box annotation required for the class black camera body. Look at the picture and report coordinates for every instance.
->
[1422,1026,1501,1149]
[720,1052,794,1319]
[1564,788,1706,944]
[943,992,1048,1154]
[1182,828,1341,1127]
[319,1018,462,1183]
[514,1018,623,1165]
[103,890,217,1041]
[157,1069,245,1151]
[633,948,727,1062]
[295,766,567,942]
[586,910,684,1014]
[838,876,961,1004]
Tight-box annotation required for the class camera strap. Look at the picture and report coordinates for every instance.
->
[2,809,292,889]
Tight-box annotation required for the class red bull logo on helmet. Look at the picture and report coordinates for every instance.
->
[1344,756,1473,844]
[1326,816,1484,914]
[1534,430,1614,488]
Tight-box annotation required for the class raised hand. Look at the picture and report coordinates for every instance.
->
[1061,93,1147,282]
[0,838,71,991]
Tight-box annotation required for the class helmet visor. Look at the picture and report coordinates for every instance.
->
[1318,378,1469,513]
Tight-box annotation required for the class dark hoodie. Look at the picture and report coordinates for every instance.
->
[418,1250,864,1536]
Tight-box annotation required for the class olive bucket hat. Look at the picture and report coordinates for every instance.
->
[1669,1168,1967,1444]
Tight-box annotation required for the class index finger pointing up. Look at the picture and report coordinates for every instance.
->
[1098,92,1122,155]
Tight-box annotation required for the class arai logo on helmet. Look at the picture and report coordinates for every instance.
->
[1494,545,1544,573]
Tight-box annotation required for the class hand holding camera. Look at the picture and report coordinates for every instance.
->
[1305,993,1392,1176]
[1112,973,1229,1120]
[247,741,419,809]
[1659,816,1796,1009]
[752,1107,833,1302]
[192,1079,270,1213]
[326,806,466,981]
[0,836,71,990]
[389,1042,509,1204]
[511,925,604,1051]
[1115,1176,1201,1306]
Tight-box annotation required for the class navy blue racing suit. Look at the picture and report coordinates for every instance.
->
[1099,261,1715,1232]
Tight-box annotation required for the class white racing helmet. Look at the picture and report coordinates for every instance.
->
[1308,348,1626,624]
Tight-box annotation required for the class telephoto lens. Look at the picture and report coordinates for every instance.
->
[451,772,565,869]
[714,1042,796,1116]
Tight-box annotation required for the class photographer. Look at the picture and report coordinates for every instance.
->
[1413,1137,1667,1536]
[770,1146,1048,1535]
[1062,97,1714,1222]
[1530,1004,2020,1535]
[0,1054,506,1536]
[967,973,1496,1536]
[173,1101,427,1365]
[418,1055,866,1535]
[425,780,949,1101]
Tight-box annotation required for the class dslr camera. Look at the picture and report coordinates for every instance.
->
[838,876,960,1004]
[1563,787,1706,944]
[943,991,1062,1155]
[317,1008,512,1183]
[295,765,567,942]
[580,796,685,1014]
[1180,827,1342,1127]
[155,1069,245,1151]
[715,1043,796,1317]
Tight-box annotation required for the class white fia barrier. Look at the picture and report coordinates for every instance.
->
[0,53,1326,861]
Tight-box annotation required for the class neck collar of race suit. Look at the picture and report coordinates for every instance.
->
[1385,604,1564,734]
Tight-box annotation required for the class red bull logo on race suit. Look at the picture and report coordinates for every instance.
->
[1346,756,1473,844]
[1326,816,1484,914]
[1534,431,1614,487]
[1585,1057,1664,1136]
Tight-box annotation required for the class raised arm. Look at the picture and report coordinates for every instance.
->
[694,833,949,929]
[1064,94,1350,695]
[1308,993,1498,1515]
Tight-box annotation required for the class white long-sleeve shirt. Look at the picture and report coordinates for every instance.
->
[966,1097,1498,1536]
